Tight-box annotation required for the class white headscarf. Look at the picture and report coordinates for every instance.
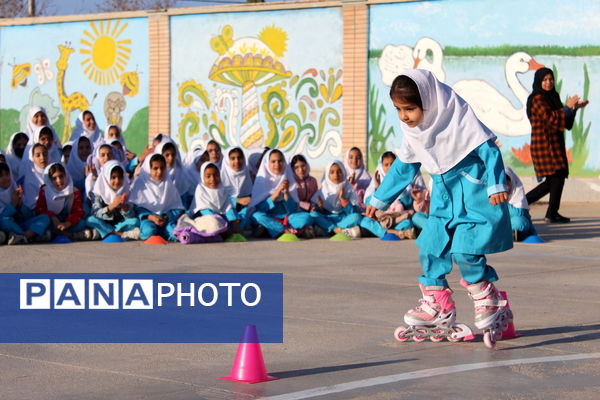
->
[5,131,28,178]
[25,106,61,147]
[396,70,496,175]
[23,125,61,164]
[21,145,47,209]
[104,125,127,163]
[61,141,73,164]
[93,160,130,206]
[155,138,195,196]
[312,160,357,213]
[84,143,116,200]
[43,163,75,215]
[129,155,183,214]
[364,154,389,201]
[70,110,102,147]
[191,162,233,215]
[66,136,91,184]
[505,167,529,210]
[0,163,17,214]
[249,149,298,207]
[343,147,371,190]
[221,147,253,198]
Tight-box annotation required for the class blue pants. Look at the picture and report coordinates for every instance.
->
[0,215,50,236]
[50,219,87,235]
[311,211,362,233]
[510,215,536,239]
[418,246,499,287]
[140,219,177,241]
[86,216,139,239]
[252,211,312,238]
[359,216,413,238]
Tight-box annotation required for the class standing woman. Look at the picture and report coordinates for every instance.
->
[525,68,588,223]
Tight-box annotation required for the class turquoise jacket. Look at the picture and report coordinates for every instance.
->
[370,140,513,257]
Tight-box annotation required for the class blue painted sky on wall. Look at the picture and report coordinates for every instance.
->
[370,0,600,49]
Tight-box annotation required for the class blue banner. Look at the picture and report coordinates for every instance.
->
[0,273,283,343]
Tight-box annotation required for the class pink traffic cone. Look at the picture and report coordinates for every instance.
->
[500,291,519,340]
[220,325,279,384]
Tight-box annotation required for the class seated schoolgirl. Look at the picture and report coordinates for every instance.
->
[155,138,195,207]
[505,167,537,241]
[70,110,102,148]
[0,162,50,244]
[84,143,115,200]
[130,154,184,241]
[343,147,371,210]
[86,160,140,240]
[66,136,92,192]
[360,152,418,239]
[31,126,62,164]
[291,154,318,212]
[249,149,312,238]
[220,147,253,230]
[21,143,49,210]
[205,139,223,168]
[36,163,93,240]
[190,162,241,236]
[311,160,362,239]
[105,125,137,173]
[5,132,29,178]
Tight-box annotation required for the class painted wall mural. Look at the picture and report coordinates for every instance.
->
[0,18,149,153]
[171,8,343,169]
[369,0,600,176]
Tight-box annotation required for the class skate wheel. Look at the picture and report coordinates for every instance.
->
[413,329,428,342]
[483,331,496,349]
[394,326,410,342]
[430,335,445,342]
[448,336,461,343]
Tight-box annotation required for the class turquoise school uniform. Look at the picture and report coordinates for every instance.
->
[509,205,536,240]
[370,140,513,286]
[252,196,312,237]
[0,203,50,237]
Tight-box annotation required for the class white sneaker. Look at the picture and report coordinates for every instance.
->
[0,231,6,244]
[7,233,28,245]
[85,229,100,241]
[342,226,361,239]
[121,227,140,240]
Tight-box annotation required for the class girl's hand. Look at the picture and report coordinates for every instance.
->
[316,197,324,209]
[108,196,121,211]
[364,205,379,220]
[56,221,72,231]
[125,150,136,161]
[51,216,61,228]
[489,192,508,206]
[281,179,289,194]
[348,173,356,185]
[237,197,251,206]
[11,187,22,206]
[566,95,580,109]
[337,186,346,202]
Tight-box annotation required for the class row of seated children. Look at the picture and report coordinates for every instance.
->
[1,106,535,244]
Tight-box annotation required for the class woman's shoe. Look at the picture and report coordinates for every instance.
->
[544,214,570,223]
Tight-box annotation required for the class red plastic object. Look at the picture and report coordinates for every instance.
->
[144,235,168,245]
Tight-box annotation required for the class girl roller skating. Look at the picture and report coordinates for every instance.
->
[366,70,513,348]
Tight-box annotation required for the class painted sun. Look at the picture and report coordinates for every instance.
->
[80,20,131,85]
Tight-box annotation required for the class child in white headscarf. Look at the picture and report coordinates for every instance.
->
[505,167,537,241]
[86,160,140,240]
[155,137,195,207]
[25,106,59,144]
[343,147,371,210]
[21,143,49,210]
[84,143,115,200]
[0,162,50,244]
[365,70,513,346]
[105,124,137,173]
[26,126,62,164]
[69,110,102,148]
[130,154,184,241]
[66,136,92,191]
[311,160,362,239]
[190,162,240,235]
[5,132,29,178]
[249,149,312,238]
[360,152,418,239]
[35,163,92,240]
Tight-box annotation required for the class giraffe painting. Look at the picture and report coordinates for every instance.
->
[56,44,90,142]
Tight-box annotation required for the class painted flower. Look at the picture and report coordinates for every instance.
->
[511,144,532,166]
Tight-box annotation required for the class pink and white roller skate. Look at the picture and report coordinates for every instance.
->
[394,285,473,343]
[461,279,513,349]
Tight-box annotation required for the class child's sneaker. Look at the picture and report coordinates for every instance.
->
[83,229,100,241]
[7,233,28,245]
[460,279,507,330]
[0,231,6,244]
[342,226,361,239]
[404,284,457,327]
[121,228,140,241]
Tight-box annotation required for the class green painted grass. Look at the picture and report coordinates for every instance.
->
[369,45,600,59]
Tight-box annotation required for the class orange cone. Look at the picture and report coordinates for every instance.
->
[144,235,168,245]
[220,325,279,384]
[500,291,519,340]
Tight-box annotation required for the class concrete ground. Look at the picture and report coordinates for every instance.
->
[1,202,599,400]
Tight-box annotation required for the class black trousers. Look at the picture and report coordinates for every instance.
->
[525,171,567,218]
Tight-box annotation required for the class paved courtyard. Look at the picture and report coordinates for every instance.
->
[1,202,599,400]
